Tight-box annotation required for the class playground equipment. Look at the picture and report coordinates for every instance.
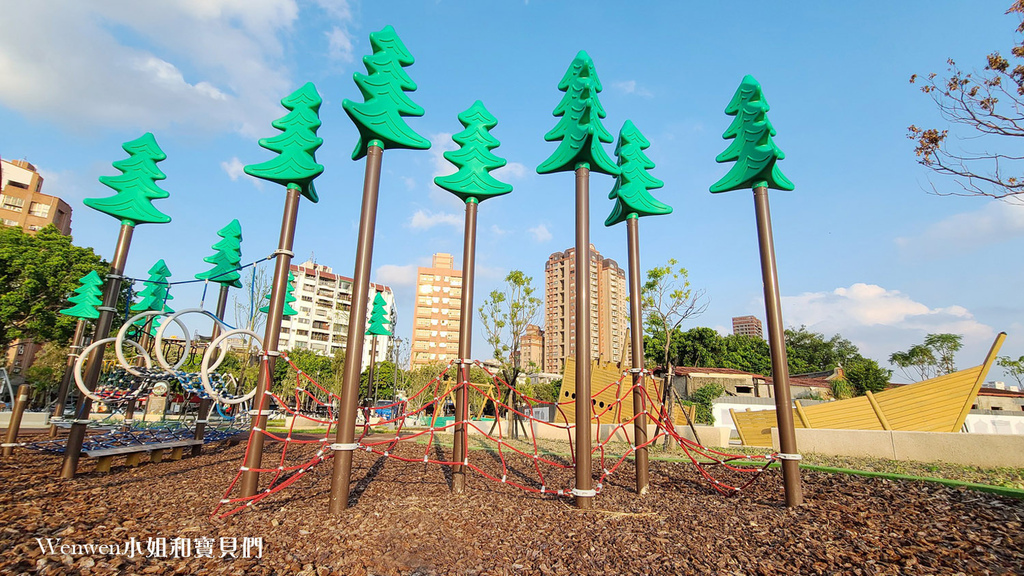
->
[732,332,1007,447]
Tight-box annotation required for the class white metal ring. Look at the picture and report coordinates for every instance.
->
[74,337,151,403]
[200,328,263,405]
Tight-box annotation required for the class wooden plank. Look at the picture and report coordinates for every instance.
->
[952,332,1005,432]
[125,453,142,467]
[794,401,812,428]
[169,447,185,460]
[865,391,891,430]
[83,439,203,458]
[729,409,748,446]
[95,456,113,473]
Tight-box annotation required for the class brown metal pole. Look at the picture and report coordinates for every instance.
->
[752,185,803,507]
[50,319,87,437]
[330,143,383,514]
[2,384,32,457]
[61,223,134,479]
[239,186,301,497]
[212,283,231,341]
[625,216,649,495]
[574,165,593,509]
[452,199,478,494]
[194,285,229,457]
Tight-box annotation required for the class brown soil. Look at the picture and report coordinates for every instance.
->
[1,433,1022,575]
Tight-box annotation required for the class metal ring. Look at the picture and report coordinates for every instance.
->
[74,337,150,403]
[200,328,263,405]
[154,308,229,372]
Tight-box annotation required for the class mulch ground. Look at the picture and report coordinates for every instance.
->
[1,431,1022,576]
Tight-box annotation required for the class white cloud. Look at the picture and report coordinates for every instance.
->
[402,176,416,191]
[0,2,307,136]
[427,132,465,208]
[494,162,528,180]
[409,209,462,230]
[896,201,1024,257]
[780,282,994,375]
[326,26,355,63]
[490,224,510,236]
[221,157,247,181]
[528,224,553,243]
[375,264,418,287]
[612,80,653,98]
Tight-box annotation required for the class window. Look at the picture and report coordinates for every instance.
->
[28,202,49,217]
[1,195,25,212]
[2,219,18,226]
[296,329,309,336]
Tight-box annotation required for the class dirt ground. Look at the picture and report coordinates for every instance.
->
[1,432,1022,576]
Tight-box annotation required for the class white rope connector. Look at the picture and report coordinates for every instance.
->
[540,486,546,494]
[220,499,230,504]
[248,410,274,416]
[330,443,359,451]
[777,453,803,461]
[264,350,281,357]
[571,488,597,497]
[252,427,262,433]
[122,419,134,425]
[463,458,468,465]
[239,466,250,471]
[74,419,93,424]
[0,443,21,448]
[501,475,507,483]
[271,249,295,258]
[195,420,209,424]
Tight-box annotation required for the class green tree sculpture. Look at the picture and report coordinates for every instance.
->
[434,101,513,204]
[605,120,673,226]
[244,82,325,202]
[710,75,794,193]
[365,291,392,336]
[343,25,430,161]
[537,51,619,176]
[131,259,174,334]
[259,272,297,316]
[195,219,243,288]
[59,270,104,320]
[83,133,172,226]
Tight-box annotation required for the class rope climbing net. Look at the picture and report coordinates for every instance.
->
[214,356,778,517]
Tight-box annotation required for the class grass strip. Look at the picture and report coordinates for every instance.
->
[797,463,1024,500]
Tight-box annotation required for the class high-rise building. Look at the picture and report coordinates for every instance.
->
[2,158,74,382]
[543,245,628,375]
[732,315,763,339]
[519,324,545,371]
[276,260,395,372]
[410,253,464,369]
[1,159,72,235]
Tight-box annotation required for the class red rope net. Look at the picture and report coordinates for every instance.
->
[213,355,777,517]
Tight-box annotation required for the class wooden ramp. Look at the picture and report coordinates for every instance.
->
[731,333,1006,447]
[555,357,693,425]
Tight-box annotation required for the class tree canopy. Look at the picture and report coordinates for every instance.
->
[479,271,542,388]
[909,1,1024,202]
[0,225,107,353]
[889,333,963,381]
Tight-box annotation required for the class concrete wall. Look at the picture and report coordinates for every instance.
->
[0,411,50,428]
[771,427,1024,468]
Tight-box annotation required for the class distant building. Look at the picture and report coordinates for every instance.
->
[543,245,628,375]
[410,253,464,370]
[276,260,394,372]
[1,159,72,235]
[732,315,763,339]
[519,324,545,371]
[1,158,74,383]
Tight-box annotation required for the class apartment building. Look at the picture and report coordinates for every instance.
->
[519,324,545,371]
[410,253,463,370]
[543,245,628,375]
[1,159,72,235]
[2,158,74,382]
[732,315,764,339]
[276,260,394,372]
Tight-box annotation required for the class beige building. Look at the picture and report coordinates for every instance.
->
[2,159,74,382]
[276,260,394,372]
[732,315,763,339]
[519,324,545,371]
[410,253,464,369]
[543,245,628,375]
[1,159,72,235]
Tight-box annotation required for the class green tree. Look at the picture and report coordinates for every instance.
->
[641,259,709,437]
[0,226,106,353]
[997,355,1024,387]
[844,358,891,395]
[710,75,794,193]
[259,272,298,316]
[479,271,542,437]
[83,132,172,226]
[889,333,962,381]
[245,82,325,202]
[195,219,243,288]
[673,327,727,368]
[537,51,619,175]
[59,270,104,320]
[343,25,430,161]
[365,291,392,337]
[721,334,773,376]
[784,326,858,374]
[434,100,513,204]
[23,342,69,407]
[684,382,724,425]
[130,259,174,335]
[605,120,672,226]
[908,2,1024,201]
[925,333,963,375]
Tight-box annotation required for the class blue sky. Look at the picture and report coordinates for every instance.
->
[2,1,1022,383]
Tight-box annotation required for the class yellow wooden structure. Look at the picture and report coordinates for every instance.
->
[554,357,694,426]
[730,332,1006,447]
